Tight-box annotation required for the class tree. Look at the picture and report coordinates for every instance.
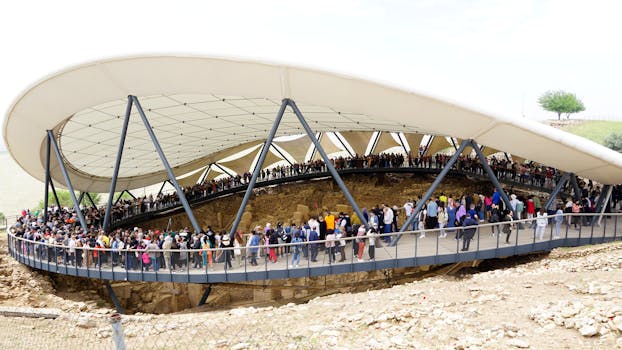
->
[538,90,585,120]
[37,190,101,209]
[604,133,622,152]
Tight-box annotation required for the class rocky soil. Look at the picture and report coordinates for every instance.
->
[1,226,621,349]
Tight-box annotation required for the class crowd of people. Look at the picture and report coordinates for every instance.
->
[102,151,571,226]
[9,175,612,273]
[8,144,619,273]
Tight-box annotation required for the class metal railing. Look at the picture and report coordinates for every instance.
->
[7,213,620,284]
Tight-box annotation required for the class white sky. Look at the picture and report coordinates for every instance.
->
[2,0,622,152]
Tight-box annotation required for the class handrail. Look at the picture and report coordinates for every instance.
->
[8,213,615,255]
[9,212,618,285]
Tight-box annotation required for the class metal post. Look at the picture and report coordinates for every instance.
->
[85,192,97,209]
[334,132,354,157]
[44,133,51,223]
[308,132,321,160]
[450,138,458,150]
[104,97,132,232]
[569,174,582,201]
[47,130,88,233]
[228,100,288,238]
[597,185,613,226]
[156,181,167,197]
[544,172,570,210]
[214,163,235,178]
[113,190,123,206]
[49,179,61,208]
[198,285,212,306]
[288,99,369,228]
[422,136,434,156]
[397,139,471,239]
[270,144,295,166]
[592,185,611,227]
[199,164,213,185]
[104,280,125,314]
[132,96,201,233]
[470,140,513,217]
[368,131,381,155]
[77,192,85,206]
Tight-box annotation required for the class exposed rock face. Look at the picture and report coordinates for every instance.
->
[145,173,490,232]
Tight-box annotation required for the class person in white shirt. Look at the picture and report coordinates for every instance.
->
[404,200,415,231]
[536,208,548,240]
[382,205,394,243]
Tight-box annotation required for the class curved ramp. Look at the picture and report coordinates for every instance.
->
[8,214,621,284]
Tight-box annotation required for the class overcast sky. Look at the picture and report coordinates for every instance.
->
[2,0,622,152]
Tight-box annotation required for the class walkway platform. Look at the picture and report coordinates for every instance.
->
[8,214,620,284]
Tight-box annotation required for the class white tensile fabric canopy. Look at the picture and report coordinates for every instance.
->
[4,55,622,192]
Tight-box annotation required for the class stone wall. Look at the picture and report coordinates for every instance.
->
[144,173,489,233]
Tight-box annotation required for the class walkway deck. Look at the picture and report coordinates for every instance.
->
[8,214,620,284]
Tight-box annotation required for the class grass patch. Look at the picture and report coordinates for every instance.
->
[562,120,622,145]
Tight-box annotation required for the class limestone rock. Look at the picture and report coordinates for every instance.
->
[579,325,598,337]
[507,338,530,348]
[231,343,250,350]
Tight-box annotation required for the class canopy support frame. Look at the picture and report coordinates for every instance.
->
[132,95,201,234]
[47,130,88,233]
[103,96,132,232]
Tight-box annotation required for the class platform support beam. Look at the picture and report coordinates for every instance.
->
[104,280,125,314]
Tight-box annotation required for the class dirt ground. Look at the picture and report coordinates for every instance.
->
[1,226,621,349]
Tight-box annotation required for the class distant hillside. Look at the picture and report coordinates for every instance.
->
[547,119,622,145]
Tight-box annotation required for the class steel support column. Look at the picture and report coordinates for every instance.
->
[214,163,235,178]
[43,133,51,223]
[132,96,201,233]
[396,139,471,242]
[85,192,97,209]
[422,136,434,156]
[591,184,610,226]
[228,100,288,237]
[368,131,381,155]
[288,99,369,228]
[49,179,61,208]
[199,164,212,184]
[570,173,582,201]
[596,185,613,226]
[334,132,354,157]
[113,190,125,206]
[47,130,88,233]
[470,140,513,216]
[544,172,570,210]
[198,284,212,306]
[270,144,295,166]
[103,96,132,232]
[156,181,168,197]
[77,192,85,206]
[308,132,321,160]
[104,280,125,314]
